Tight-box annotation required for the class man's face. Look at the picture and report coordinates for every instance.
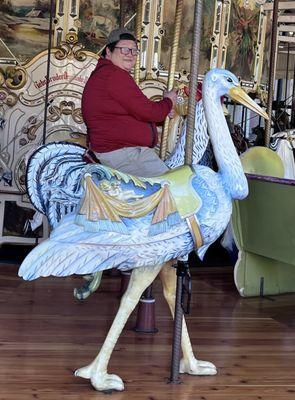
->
[106,40,138,72]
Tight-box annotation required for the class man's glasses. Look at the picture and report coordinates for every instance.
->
[115,46,140,56]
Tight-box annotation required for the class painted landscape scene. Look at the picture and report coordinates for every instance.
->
[0,0,53,63]
[78,0,136,53]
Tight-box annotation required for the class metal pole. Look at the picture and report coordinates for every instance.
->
[265,0,279,147]
[291,62,295,128]
[170,1,203,382]
[170,260,186,383]
[285,43,290,103]
[233,103,236,123]
[185,0,203,165]
[134,0,143,85]
[42,0,55,145]
[159,0,184,160]
[244,108,248,138]
[241,106,245,132]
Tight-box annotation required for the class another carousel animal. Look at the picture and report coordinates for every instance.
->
[19,68,268,391]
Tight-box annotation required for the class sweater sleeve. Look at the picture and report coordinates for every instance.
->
[108,68,172,122]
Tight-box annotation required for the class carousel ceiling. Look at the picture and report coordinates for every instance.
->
[264,1,295,79]
[261,1,295,52]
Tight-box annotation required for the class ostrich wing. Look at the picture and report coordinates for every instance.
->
[18,213,194,280]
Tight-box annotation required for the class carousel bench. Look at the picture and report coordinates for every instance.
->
[232,147,295,297]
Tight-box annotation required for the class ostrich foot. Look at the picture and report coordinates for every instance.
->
[74,272,103,300]
[180,358,217,376]
[82,274,94,281]
[75,365,124,391]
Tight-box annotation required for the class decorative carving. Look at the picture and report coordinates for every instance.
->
[48,101,83,124]
[238,0,267,10]
[0,68,22,122]
[54,33,87,62]
[0,84,18,129]
[256,85,268,105]
[15,158,27,193]
[0,71,4,86]
[0,66,27,90]
[20,116,42,143]
[0,88,18,108]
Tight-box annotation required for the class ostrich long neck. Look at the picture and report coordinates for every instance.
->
[202,81,248,199]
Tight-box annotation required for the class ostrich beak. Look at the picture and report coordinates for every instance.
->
[229,87,269,120]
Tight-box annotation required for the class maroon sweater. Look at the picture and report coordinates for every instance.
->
[82,58,172,152]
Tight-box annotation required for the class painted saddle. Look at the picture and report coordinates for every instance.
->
[76,163,203,247]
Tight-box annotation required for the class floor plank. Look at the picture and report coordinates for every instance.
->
[0,263,295,399]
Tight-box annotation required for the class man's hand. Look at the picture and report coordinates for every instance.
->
[168,109,176,119]
[163,89,178,106]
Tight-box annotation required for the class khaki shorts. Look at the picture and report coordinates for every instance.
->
[94,147,169,178]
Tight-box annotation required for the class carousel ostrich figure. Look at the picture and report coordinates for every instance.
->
[24,84,209,300]
[19,69,267,391]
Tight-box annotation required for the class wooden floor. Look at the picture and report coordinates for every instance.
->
[1,263,295,400]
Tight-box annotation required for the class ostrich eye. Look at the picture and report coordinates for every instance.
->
[227,77,233,83]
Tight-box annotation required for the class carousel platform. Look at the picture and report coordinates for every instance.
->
[0,261,294,399]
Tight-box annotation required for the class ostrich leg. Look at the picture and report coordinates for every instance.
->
[159,262,217,375]
[75,263,163,391]
[74,271,103,300]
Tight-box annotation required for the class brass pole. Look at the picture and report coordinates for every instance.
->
[185,0,203,165]
[134,0,143,85]
[265,0,279,147]
[159,0,184,160]
[42,0,55,145]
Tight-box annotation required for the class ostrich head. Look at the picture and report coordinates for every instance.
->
[201,68,268,200]
[203,68,268,120]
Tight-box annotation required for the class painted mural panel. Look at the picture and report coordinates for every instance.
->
[0,0,54,63]
[78,0,136,53]
[226,0,264,81]
[161,0,214,75]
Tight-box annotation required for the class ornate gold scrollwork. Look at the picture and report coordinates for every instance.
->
[0,66,27,90]
[0,87,18,108]
[55,32,87,62]
[48,100,83,124]
[256,85,268,106]
[0,70,4,86]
